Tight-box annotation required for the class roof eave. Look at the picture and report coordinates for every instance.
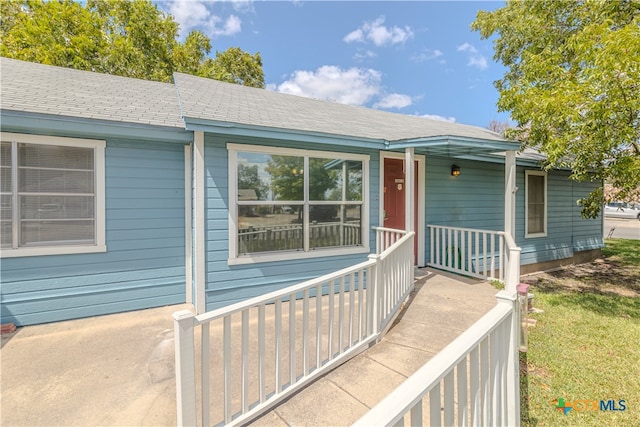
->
[0,110,192,143]
[387,135,522,155]
[182,116,387,150]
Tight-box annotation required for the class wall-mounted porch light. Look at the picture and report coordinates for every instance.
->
[451,164,461,176]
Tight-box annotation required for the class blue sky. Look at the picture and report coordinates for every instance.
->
[157,1,509,128]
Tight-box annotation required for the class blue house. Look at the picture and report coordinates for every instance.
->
[0,58,603,326]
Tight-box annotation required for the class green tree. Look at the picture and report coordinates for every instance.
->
[207,47,265,88]
[0,0,264,87]
[472,0,640,217]
[237,164,268,200]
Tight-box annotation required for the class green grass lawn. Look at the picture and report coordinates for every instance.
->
[520,239,640,426]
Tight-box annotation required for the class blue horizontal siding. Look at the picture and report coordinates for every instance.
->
[1,136,187,326]
[203,134,376,312]
[516,168,603,266]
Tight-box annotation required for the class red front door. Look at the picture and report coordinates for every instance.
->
[383,158,419,262]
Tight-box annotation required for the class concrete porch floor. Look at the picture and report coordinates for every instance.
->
[0,268,499,426]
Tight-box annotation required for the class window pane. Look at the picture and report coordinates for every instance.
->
[310,205,361,249]
[309,159,363,201]
[20,220,94,246]
[309,158,340,201]
[1,220,11,248]
[237,152,303,201]
[528,175,544,203]
[345,161,363,201]
[527,174,545,234]
[19,143,93,170]
[19,169,94,193]
[238,204,303,254]
[1,142,11,193]
[527,204,545,234]
[20,195,95,220]
[1,193,11,247]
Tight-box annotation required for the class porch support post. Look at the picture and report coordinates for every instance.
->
[504,150,517,238]
[405,148,415,233]
[194,131,206,314]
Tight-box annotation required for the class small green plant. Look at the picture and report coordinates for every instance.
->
[490,279,505,290]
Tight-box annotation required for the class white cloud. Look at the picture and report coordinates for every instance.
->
[272,66,383,106]
[457,43,488,70]
[411,49,444,63]
[167,0,242,37]
[354,50,377,61]
[373,93,413,109]
[420,114,457,123]
[344,16,414,47]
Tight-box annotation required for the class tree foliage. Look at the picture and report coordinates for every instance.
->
[473,0,640,217]
[0,0,264,87]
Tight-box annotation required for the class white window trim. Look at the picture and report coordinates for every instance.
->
[525,170,547,238]
[227,143,370,265]
[0,132,107,258]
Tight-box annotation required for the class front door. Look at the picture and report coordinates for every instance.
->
[383,157,419,262]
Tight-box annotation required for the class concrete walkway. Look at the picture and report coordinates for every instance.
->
[0,268,498,426]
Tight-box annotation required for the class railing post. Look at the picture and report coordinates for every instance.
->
[505,245,521,294]
[174,309,197,427]
[496,290,521,426]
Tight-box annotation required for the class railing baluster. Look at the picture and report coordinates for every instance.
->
[316,283,322,369]
[223,315,232,424]
[444,371,455,425]
[275,299,282,393]
[242,309,249,413]
[349,272,355,347]
[429,382,441,426]
[491,329,501,425]
[358,270,364,340]
[303,289,310,376]
[258,305,266,403]
[289,293,296,386]
[457,355,468,427]
[201,322,210,427]
[410,401,422,427]
[490,233,496,279]
[482,232,488,277]
[338,277,345,354]
[328,279,335,359]
[480,338,490,425]
[470,346,480,426]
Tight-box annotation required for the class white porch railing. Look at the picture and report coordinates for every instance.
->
[174,231,415,426]
[353,290,521,427]
[428,225,521,290]
[355,229,522,426]
[374,226,408,254]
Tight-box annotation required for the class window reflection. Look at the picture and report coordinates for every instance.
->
[234,149,365,256]
[238,204,303,254]
[309,159,363,201]
[237,152,304,201]
[309,205,361,249]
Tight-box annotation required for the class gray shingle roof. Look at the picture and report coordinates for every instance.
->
[173,72,508,143]
[1,58,513,147]
[1,57,184,128]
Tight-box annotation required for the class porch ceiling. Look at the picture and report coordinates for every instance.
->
[386,136,521,157]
